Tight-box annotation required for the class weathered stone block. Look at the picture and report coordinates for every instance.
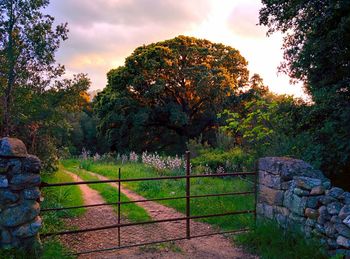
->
[306,196,320,209]
[337,235,350,248]
[259,185,284,206]
[323,181,331,190]
[0,189,19,204]
[10,174,40,190]
[293,187,309,196]
[258,157,326,180]
[275,213,287,226]
[289,212,306,224]
[339,205,350,220]
[22,155,41,174]
[305,208,319,219]
[325,222,336,237]
[259,171,281,189]
[274,206,290,217]
[281,181,293,190]
[327,201,342,215]
[0,175,8,188]
[256,203,264,216]
[319,195,337,205]
[22,187,41,200]
[284,190,307,215]
[263,204,274,219]
[326,187,344,199]
[0,201,40,227]
[315,223,326,234]
[13,217,42,238]
[331,215,342,224]
[343,215,350,228]
[306,218,316,227]
[310,186,325,195]
[335,223,350,238]
[294,176,322,190]
[0,138,28,157]
[318,205,330,224]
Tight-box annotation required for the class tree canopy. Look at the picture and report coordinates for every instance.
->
[0,0,90,169]
[95,36,250,153]
[259,0,350,176]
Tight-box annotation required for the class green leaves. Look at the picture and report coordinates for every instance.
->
[95,36,250,154]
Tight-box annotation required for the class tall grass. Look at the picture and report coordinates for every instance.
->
[40,166,86,258]
[64,159,255,231]
[236,220,328,259]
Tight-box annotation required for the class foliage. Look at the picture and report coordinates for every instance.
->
[236,220,328,259]
[94,35,250,154]
[259,0,350,177]
[0,0,90,171]
[191,148,255,173]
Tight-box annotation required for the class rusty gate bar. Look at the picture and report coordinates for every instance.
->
[40,172,256,188]
[41,209,255,237]
[185,151,191,239]
[118,168,121,246]
[41,191,255,212]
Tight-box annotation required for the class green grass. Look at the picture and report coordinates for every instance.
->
[236,220,328,259]
[61,161,150,222]
[62,159,255,231]
[39,166,86,259]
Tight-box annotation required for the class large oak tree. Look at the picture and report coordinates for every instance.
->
[95,36,249,153]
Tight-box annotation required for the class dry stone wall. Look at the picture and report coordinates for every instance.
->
[257,157,350,257]
[0,137,42,251]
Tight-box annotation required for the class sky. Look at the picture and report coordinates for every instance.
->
[47,0,306,98]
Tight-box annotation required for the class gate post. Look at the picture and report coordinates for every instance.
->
[185,151,191,239]
[0,137,42,252]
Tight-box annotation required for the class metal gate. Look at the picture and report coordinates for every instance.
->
[40,152,257,256]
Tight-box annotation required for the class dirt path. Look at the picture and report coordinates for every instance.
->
[61,170,257,258]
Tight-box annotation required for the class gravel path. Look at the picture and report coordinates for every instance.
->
[60,170,257,259]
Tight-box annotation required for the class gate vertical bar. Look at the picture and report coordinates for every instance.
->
[185,151,191,239]
[118,168,121,246]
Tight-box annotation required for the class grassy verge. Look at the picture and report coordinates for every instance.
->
[40,166,86,259]
[236,220,329,259]
[61,161,150,222]
[63,159,255,231]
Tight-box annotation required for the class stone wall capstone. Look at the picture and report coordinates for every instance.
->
[0,137,42,251]
[257,157,350,257]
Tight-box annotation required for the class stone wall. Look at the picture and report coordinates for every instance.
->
[0,137,42,251]
[257,157,350,256]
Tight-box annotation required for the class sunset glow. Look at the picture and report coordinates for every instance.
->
[48,0,306,97]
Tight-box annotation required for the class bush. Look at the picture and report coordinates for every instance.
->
[191,148,255,172]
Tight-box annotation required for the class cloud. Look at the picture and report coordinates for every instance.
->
[48,0,213,89]
[227,2,266,38]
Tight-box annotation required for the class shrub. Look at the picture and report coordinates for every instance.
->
[191,148,255,172]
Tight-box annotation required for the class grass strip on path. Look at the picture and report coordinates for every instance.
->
[61,161,150,223]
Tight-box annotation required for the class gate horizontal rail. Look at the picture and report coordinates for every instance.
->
[41,209,255,237]
[41,190,255,212]
[40,171,255,187]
